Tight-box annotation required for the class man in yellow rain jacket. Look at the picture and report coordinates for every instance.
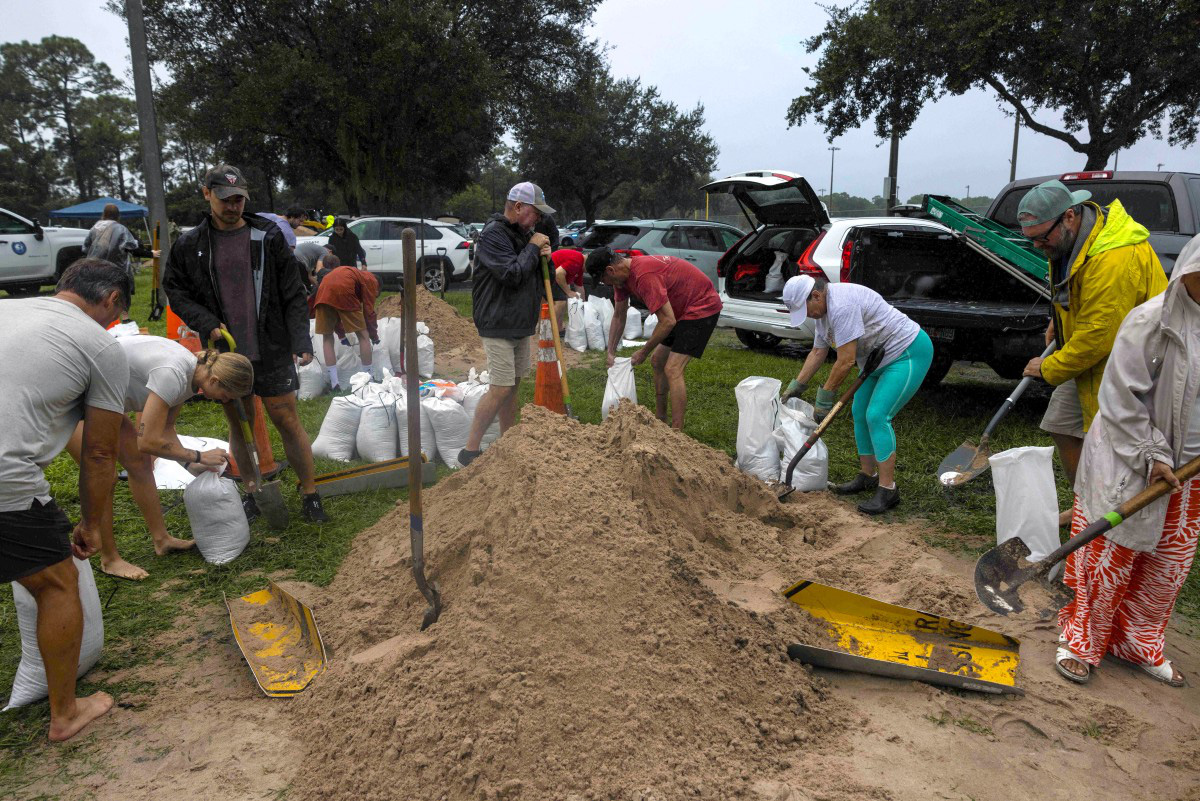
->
[1019,180,1167,522]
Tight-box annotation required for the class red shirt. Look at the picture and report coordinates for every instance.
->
[312,266,380,338]
[614,255,723,320]
[551,248,585,286]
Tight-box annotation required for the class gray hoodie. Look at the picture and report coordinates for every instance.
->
[1074,234,1200,550]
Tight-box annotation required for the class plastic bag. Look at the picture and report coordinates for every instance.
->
[396,395,437,460]
[297,358,328,400]
[380,316,405,370]
[622,309,643,340]
[735,376,781,482]
[423,396,472,468]
[565,298,588,352]
[311,396,365,461]
[583,301,606,350]
[602,357,637,420]
[773,399,828,491]
[642,313,658,340]
[5,558,104,710]
[185,471,251,565]
[990,446,1060,576]
[336,346,362,388]
[369,340,392,376]
[460,369,500,449]
[588,296,615,338]
[416,321,434,378]
[764,252,785,293]
[357,397,399,462]
[107,320,140,337]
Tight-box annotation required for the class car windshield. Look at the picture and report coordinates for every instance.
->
[992,181,1178,232]
[582,226,642,249]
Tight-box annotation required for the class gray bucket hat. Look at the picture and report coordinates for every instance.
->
[1016,180,1091,228]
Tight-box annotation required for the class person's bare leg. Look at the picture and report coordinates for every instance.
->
[663,350,692,430]
[322,333,337,373]
[858,455,879,478]
[73,419,143,580]
[464,385,510,450]
[498,379,521,432]
[876,454,897,488]
[1052,431,1083,525]
[651,345,670,422]
[263,394,317,495]
[18,559,113,742]
[119,422,193,557]
[554,300,567,335]
[356,329,372,369]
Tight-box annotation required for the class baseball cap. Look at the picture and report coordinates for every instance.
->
[203,164,250,200]
[1015,180,1091,228]
[507,181,556,216]
[782,275,816,326]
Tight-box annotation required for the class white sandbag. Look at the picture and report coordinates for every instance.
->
[990,446,1060,577]
[764,251,785,293]
[565,298,587,352]
[336,346,362,387]
[601,357,637,420]
[583,301,606,350]
[369,340,392,376]
[422,396,471,468]
[311,395,365,461]
[417,334,434,378]
[396,395,437,460]
[152,436,229,490]
[460,371,500,449]
[381,316,405,370]
[5,558,104,710]
[622,309,643,340]
[642,313,658,339]
[773,399,828,491]
[107,320,140,337]
[357,398,399,462]
[588,295,615,337]
[297,358,329,400]
[735,376,781,482]
[184,471,251,565]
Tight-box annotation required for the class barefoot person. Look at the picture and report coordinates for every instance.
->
[64,337,252,579]
[779,275,933,514]
[0,259,132,741]
[1055,235,1200,687]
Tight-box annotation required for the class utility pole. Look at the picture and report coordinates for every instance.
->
[885,129,899,216]
[827,145,840,207]
[1157,162,1164,171]
[126,0,170,281]
[1009,117,1019,182]
[965,185,970,201]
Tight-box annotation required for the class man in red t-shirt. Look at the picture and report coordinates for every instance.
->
[550,247,584,334]
[584,248,723,430]
[312,265,381,387]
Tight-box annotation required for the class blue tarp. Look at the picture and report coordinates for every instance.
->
[49,197,148,220]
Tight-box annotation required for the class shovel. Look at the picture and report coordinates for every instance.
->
[937,342,1055,487]
[779,346,885,500]
[540,254,577,420]
[219,330,290,530]
[975,453,1200,617]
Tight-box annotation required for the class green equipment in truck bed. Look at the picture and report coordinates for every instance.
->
[924,195,1050,292]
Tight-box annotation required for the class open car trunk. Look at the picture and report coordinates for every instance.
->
[720,226,822,301]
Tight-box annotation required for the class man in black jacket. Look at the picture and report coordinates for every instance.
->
[457,182,553,466]
[163,164,329,522]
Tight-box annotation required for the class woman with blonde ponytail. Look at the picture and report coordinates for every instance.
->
[66,336,253,579]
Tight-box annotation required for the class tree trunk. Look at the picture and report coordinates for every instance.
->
[116,149,128,200]
[1083,148,1112,171]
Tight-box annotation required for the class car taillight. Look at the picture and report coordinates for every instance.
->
[1061,170,1112,181]
[455,240,470,249]
[614,248,644,257]
[840,239,854,283]
[795,231,827,278]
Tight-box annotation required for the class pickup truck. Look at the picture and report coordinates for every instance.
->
[0,207,88,296]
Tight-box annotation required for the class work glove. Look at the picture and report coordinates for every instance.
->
[371,336,380,345]
[339,336,351,347]
[781,379,807,402]
[814,387,836,422]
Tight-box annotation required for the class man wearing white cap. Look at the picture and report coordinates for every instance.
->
[1015,180,1166,525]
[458,181,554,467]
[779,275,933,514]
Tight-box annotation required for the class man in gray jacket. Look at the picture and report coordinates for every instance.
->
[1056,234,1200,688]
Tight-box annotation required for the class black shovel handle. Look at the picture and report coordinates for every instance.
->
[782,346,885,492]
[980,342,1055,440]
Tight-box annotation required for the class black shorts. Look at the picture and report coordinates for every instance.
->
[662,313,719,359]
[252,360,299,398]
[541,279,567,302]
[0,499,74,583]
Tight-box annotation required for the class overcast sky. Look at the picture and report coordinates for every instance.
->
[9,0,1197,201]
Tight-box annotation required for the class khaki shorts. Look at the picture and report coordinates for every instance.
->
[482,336,531,387]
[315,304,366,335]
[1040,379,1084,438]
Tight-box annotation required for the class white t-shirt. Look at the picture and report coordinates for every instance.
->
[813,283,920,370]
[0,297,129,510]
[116,335,197,412]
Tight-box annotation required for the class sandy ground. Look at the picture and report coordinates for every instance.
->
[9,407,1199,801]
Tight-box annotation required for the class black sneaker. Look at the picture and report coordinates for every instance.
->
[457,448,482,467]
[858,485,900,515]
[242,493,261,523]
[829,472,879,495]
[302,492,329,523]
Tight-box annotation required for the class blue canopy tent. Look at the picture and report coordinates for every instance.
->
[49,197,152,239]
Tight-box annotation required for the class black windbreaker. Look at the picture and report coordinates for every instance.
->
[470,213,541,338]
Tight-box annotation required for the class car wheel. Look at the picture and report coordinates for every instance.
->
[922,346,955,387]
[56,245,83,278]
[984,355,1026,380]
[422,261,447,292]
[6,283,43,297]
[734,329,782,351]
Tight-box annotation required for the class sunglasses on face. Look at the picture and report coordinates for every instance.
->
[1030,213,1065,246]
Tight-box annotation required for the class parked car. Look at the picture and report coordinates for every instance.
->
[578,218,744,289]
[705,169,1050,384]
[562,219,609,247]
[986,170,1200,274]
[313,216,472,291]
[0,208,88,296]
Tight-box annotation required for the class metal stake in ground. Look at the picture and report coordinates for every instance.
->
[403,227,442,629]
[539,254,576,420]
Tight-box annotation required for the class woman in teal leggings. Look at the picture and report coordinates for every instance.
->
[780,275,934,513]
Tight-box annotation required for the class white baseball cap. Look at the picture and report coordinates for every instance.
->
[781,275,816,326]
[506,181,556,216]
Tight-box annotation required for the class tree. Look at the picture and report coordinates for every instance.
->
[788,0,1200,170]
[445,183,492,222]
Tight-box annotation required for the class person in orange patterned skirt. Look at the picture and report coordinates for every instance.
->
[1057,235,1200,687]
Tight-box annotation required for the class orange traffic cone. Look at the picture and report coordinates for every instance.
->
[227,396,285,480]
[533,303,565,414]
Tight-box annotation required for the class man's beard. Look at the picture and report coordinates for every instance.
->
[1053,225,1078,261]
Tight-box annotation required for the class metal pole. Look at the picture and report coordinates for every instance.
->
[1009,117,1019,182]
[125,0,170,290]
[828,145,840,205]
[403,227,441,629]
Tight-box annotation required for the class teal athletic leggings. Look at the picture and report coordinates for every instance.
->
[851,329,934,462]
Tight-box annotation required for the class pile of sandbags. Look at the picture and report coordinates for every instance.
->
[301,317,437,399]
[734,377,828,491]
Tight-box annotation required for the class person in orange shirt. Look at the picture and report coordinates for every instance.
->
[312,264,381,387]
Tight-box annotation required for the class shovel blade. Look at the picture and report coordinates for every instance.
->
[936,439,993,487]
[973,537,1031,615]
[254,480,290,530]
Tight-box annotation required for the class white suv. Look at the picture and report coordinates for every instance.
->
[701,171,948,350]
[0,208,88,296]
[315,216,472,291]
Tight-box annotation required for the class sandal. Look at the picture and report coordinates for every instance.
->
[1055,645,1091,684]
[1139,659,1186,688]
